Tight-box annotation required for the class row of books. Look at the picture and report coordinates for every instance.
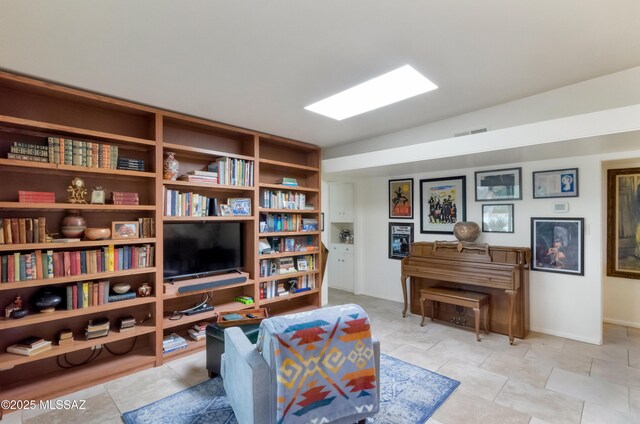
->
[259,275,314,299]
[47,137,119,169]
[0,217,46,245]
[18,190,55,203]
[208,157,254,187]
[258,236,315,254]
[137,217,155,238]
[260,213,318,232]
[260,190,310,210]
[259,255,315,277]
[63,281,139,310]
[0,244,155,283]
[164,189,218,217]
[163,332,188,354]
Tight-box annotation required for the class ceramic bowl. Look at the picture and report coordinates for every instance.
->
[84,228,111,240]
[112,283,131,294]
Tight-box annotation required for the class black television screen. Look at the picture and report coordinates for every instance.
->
[163,222,243,280]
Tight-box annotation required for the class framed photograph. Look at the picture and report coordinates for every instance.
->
[389,222,414,260]
[531,217,584,275]
[389,178,413,219]
[607,168,640,279]
[219,204,233,216]
[296,257,308,271]
[90,186,106,204]
[533,168,579,198]
[482,204,514,233]
[227,198,251,216]
[475,167,522,201]
[419,176,466,234]
[284,237,295,252]
[112,221,140,239]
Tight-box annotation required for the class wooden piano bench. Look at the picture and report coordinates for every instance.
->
[419,287,490,342]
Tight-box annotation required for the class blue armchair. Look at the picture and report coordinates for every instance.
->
[221,304,380,424]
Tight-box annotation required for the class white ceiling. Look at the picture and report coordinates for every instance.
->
[1,1,640,148]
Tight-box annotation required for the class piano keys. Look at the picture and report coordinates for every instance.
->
[401,241,530,344]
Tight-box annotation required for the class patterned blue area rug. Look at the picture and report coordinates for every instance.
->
[123,354,459,424]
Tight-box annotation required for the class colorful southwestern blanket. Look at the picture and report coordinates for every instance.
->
[257,304,378,424]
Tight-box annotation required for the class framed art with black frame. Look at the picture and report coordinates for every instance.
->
[482,204,514,233]
[533,168,579,198]
[531,217,584,276]
[419,175,466,234]
[388,222,413,260]
[389,178,413,219]
[475,167,522,201]
[606,167,640,279]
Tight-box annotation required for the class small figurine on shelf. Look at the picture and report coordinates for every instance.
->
[137,283,152,297]
[67,177,87,204]
[4,295,25,319]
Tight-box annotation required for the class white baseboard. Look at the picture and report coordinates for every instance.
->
[530,326,602,345]
[603,317,640,329]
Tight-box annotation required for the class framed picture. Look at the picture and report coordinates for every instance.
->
[475,167,522,201]
[533,168,579,198]
[531,217,584,275]
[219,204,233,216]
[90,186,106,204]
[112,221,140,239]
[296,257,308,271]
[607,168,640,279]
[389,178,413,219]
[482,204,514,233]
[227,198,251,215]
[419,176,466,234]
[389,222,414,260]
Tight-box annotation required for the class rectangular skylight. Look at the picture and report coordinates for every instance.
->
[304,65,437,120]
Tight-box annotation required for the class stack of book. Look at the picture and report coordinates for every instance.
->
[57,329,74,346]
[111,192,139,205]
[1,217,47,244]
[7,142,49,163]
[177,170,218,184]
[188,322,207,341]
[7,336,53,356]
[117,157,145,172]
[116,315,136,333]
[85,317,110,340]
[163,333,188,354]
[234,295,254,305]
[18,191,55,204]
[276,177,298,187]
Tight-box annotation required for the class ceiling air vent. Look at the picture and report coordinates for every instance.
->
[454,128,488,137]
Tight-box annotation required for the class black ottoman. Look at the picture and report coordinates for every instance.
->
[206,323,261,378]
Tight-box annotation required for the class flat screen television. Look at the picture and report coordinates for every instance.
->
[163,222,244,280]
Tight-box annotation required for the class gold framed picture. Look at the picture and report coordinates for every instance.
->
[112,221,140,239]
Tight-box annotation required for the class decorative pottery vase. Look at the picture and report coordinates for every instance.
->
[33,287,62,313]
[453,221,480,242]
[84,227,111,240]
[112,283,130,294]
[137,283,152,297]
[163,152,179,180]
[61,211,86,238]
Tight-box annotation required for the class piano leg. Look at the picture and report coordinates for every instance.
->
[506,289,516,345]
[401,274,408,317]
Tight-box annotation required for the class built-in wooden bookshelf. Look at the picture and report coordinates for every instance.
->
[0,70,322,404]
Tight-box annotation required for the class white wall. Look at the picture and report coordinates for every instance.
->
[353,154,604,344]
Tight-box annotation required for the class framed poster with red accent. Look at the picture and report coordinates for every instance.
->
[389,178,413,219]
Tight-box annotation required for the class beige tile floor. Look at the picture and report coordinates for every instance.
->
[4,288,640,423]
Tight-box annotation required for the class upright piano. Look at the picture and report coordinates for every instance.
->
[401,241,530,344]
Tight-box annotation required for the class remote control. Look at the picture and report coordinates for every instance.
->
[246,313,257,319]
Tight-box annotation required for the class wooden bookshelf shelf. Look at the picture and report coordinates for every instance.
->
[0,202,156,212]
[0,297,157,330]
[259,208,320,214]
[0,324,156,371]
[258,249,320,259]
[163,278,255,299]
[163,142,255,161]
[163,179,254,191]
[163,215,255,222]
[0,237,157,252]
[0,159,156,179]
[259,231,320,237]
[0,267,156,291]
[259,288,320,306]
[259,158,319,172]
[162,300,254,329]
[259,183,319,193]
[162,338,205,361]
[258,270,319,283]
[0,115,156,146]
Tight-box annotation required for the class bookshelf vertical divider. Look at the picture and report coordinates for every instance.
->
[0,71,321,404]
